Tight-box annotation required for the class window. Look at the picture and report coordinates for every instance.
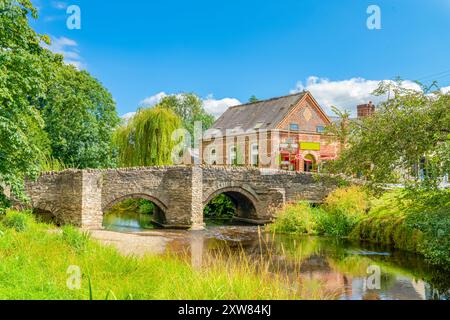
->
[316,126,325,133]
[290,123,299,131]
[251,144,259,167]
[229,146,237,165]
[210,148,217,165]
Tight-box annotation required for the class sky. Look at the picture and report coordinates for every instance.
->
[31,0,450,118]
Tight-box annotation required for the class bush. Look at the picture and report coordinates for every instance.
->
[312,186,369,237]
[351,189,450,270]
[62,225,91,252]
[323,186,369,217]
[405,191,450,269]
[268,202,316,234]
[315,209,357,237]
[1,210,35,232]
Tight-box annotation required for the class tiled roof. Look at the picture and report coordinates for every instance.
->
[211,92,307,132]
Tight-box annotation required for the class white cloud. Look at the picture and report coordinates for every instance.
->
[290,76,422,115]
[52,1,68,10]
[121,112,136,122]
[123,92,241,120]
[441,86,450,94]
[44,36,85,69]
[140,92,168,107]
[203,95,241,117]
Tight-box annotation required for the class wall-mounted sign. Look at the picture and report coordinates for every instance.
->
[300,142,320,151]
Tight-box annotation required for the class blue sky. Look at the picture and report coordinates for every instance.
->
[31,0,450,117]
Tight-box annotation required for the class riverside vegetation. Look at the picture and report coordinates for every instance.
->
[268,186,450,271]
[0,210,337,300]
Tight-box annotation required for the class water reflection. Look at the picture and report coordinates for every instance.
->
[103,212,154,232]
[103,215,450,300]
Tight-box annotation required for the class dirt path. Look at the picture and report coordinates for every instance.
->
[89,230,172,257]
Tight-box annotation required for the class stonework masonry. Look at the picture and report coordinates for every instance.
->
[24,166,338,230]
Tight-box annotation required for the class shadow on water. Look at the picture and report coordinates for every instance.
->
[103,214,450,300]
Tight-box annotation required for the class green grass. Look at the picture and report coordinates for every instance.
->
[267,202,317,235]
[268,187,450,270]
[0,210,331,300]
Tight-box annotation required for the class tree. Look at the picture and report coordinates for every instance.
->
[0,0,51,201]
[113,107,182,167]
[328,80,450,189]
[40,64,120,169]
[325,106,351,153]
[249,95,259,103]
[0,0,120,204]
[157,93,215,137]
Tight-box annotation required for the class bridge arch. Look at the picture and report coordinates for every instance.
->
[102,193,168,226]
[203,186,259,220]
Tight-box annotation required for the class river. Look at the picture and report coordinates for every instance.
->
[101,212,450,300]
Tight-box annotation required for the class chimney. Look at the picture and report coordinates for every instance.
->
[357,101,375,119]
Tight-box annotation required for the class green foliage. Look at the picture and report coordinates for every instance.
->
[314,186,369,237]
[269,186,449,269]
[40,155,71,172]
[0,13,51,200]
[204,194,235,219]
[137,200,155,215]
[62,225,91,252]
[1,210,34,232]
[107,199,155,216]
[314,209,356,237]
[0,1,119,201]
[324,106,351,153]
[328,80,450,189]
[0,212,308,300]
[268,202,316,235]
[351,190,450,270]
[323,186,370,217]
[40,65,120,169]
[114,107,182,167]
[158,93,215,138]
[248,95,259,103]
[404,190,450,268]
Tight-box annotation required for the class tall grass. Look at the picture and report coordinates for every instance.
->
[0,210,335,300]
[269,186,369,237]
[268,186,450,270]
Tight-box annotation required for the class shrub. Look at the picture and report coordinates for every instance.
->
[315,209,357,237]
[314,186,370,237]
[1,210,35,232]
[268,202,316,234]
[62,225,91,252]
[351,189,450,270]
[405,191,450,269]
[323,186,369,217]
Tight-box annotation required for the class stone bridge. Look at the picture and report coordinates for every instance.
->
[24,166,337,230]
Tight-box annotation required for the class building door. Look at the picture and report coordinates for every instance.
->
[303,154,316,172]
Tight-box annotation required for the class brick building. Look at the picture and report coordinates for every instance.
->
[201,91,339,172]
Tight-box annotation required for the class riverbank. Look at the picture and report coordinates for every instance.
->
[268,186,450,271]
[0,210,448,299]
[0,210,327,300]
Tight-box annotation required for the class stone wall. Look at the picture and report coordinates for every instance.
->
[25,166,337,230]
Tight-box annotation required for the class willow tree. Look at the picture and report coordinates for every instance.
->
[114,107,182,167]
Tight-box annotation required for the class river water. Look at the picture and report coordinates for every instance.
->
[103,212,450,300]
